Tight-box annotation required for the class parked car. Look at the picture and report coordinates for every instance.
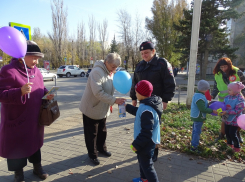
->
[116,67,127,72]
[57,65,85,78]
[38,68,57,81]
[86,68,92,77]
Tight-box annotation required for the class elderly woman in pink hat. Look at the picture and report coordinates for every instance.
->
[0,40,54,182]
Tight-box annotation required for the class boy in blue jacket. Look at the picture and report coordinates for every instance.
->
[126,80,163,182]
[190,80,217,153]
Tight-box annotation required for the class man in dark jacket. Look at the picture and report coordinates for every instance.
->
[130,41,176,162]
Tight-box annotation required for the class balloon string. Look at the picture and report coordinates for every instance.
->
[22,58,30,99]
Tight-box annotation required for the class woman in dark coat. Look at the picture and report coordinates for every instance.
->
[0,41,54,182]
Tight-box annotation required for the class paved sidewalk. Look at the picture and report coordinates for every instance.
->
[1,102,245,182]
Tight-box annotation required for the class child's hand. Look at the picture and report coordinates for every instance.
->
[213,110,218,115]
[219,111,227,116]
[132,146,137,152]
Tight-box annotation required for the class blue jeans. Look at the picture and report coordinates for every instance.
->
[137,142,159,182]
[191,122,204,148]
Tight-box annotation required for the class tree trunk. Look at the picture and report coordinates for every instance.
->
[201,49,209,80]
[199,53,203,79]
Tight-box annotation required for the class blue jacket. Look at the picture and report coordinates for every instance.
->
[191,93,208,120]
[126,95,163,152]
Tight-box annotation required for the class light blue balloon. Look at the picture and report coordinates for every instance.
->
[113,71,132,94]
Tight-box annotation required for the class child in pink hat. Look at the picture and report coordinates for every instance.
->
[220,81,245,152]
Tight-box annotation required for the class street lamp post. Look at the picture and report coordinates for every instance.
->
[186,0,202,107]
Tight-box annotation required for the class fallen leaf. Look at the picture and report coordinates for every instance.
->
[69,169,72,172]
[222,163,226,165]
[189,158,193,160]
[168,157,171,161]
[69,172,74,175]
[107,170,112,174]
[197,162,202,164]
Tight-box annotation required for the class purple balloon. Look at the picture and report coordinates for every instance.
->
[0,26,27,58]
[209,101,226,116]
[237,114,245,130]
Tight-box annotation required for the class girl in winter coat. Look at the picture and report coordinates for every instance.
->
[220,82,245,152]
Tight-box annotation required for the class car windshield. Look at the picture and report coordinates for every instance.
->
[59,66,66,69]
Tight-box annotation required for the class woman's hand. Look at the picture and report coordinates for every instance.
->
[47,94,55,100]
[21,82,33,96]
[115,98,126,105]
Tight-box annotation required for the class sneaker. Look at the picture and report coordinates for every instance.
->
[190,146,201,154]
[132,177,148,182]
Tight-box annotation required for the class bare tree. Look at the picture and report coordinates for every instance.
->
[117,9,132,70]
[88,15,97,62]
[77,22,86,67]
[32,27,42,42]
[48,0,68,66]
[131,13,144,70]
[98,19,108,60]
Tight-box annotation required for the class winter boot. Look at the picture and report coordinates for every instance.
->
[33,163,49,180]
[152,148,158,162]
[233,147,241,153]
[237,131,243,143]
[14,168,24,182]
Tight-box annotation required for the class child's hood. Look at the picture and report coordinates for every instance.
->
[140,95,163,119]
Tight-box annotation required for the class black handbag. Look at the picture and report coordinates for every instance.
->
[39,99,60,126]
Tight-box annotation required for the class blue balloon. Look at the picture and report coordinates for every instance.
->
[113,71,132,94]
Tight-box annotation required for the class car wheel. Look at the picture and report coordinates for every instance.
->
[74,75,77,77]
[66,72,71,78]
[58,74,63,78]
[80,72,85,77]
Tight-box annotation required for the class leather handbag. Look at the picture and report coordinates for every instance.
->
[39,99,60,126]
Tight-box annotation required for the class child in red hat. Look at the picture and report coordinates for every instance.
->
[125,80,162,182]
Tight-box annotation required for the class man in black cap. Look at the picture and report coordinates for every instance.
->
[130,41,176,162]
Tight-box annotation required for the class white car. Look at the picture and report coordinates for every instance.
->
[38,68,57,81]
[116,67,128,72]
[57,65,85,78]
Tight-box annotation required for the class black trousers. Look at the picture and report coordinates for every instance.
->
[83,114,107,159]
[225,124,240,148]
[7,149,41,171]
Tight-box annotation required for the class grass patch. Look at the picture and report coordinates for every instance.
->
[161,103,245,163]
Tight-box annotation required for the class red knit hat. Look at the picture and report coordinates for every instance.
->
[135,80,153,97]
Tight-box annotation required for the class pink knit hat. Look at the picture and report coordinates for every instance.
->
[135,80,153,97]
[228,82,245,93]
